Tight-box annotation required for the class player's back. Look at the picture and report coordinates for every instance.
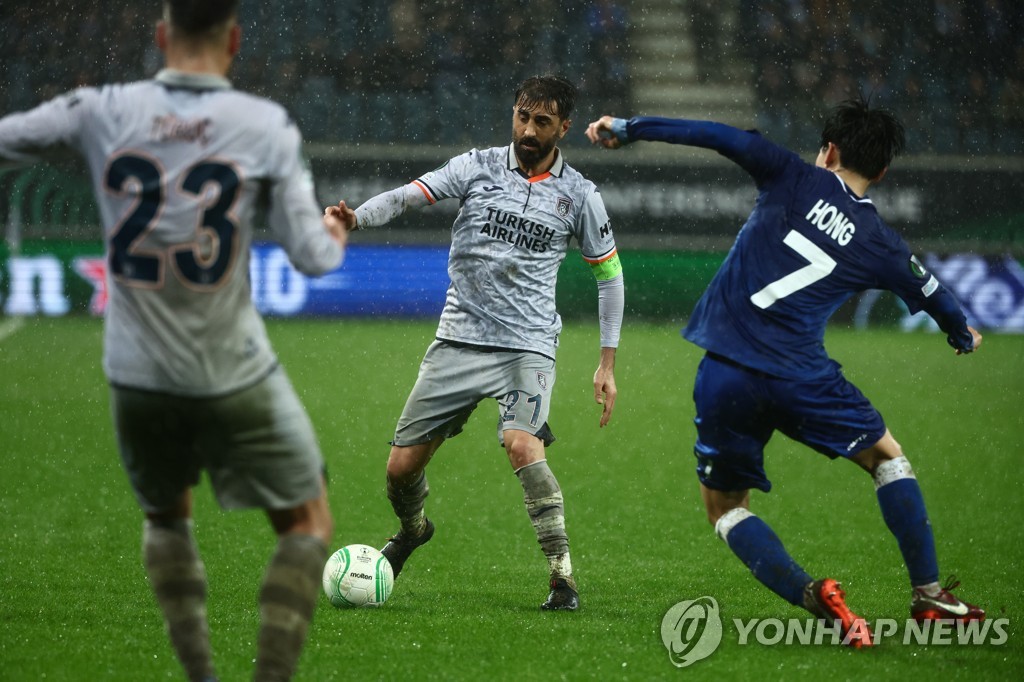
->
[63,71,333,395]
[684,148,911,380]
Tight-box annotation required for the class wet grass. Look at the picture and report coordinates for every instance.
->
[1,317,1022,680]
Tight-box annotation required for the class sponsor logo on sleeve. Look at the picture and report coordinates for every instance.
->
[921,275,939,297]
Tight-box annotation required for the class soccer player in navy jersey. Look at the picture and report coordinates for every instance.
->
[586,98,984,646]
[0,1,350,678]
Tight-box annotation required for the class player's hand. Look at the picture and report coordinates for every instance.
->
[322,203,352,249]
[586,116,623,149]
[957,326,983,355]
[325,200,359,232]
[593,360,617,427]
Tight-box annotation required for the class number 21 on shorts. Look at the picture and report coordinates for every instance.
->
[500,391,543,427]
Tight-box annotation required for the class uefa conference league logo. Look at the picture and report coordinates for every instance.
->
[660,596,1009,667]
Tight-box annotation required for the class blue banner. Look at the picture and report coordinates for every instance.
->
[0,242,451,319]
[249,243,449,317]
[3,242,1022,332]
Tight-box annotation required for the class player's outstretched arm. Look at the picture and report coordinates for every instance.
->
[343,183,431,230]
[585,116,629,149]
[594,347,617,427]
[918,281,981,355]
[587,116,773,173]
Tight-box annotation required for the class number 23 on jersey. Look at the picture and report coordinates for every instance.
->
[104,152,241,289]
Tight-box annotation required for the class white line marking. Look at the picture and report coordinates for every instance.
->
[0,317,25,343]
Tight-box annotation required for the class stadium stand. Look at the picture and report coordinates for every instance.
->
[2,1,1020,154]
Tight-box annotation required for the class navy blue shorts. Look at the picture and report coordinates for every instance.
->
[692,353,886,493]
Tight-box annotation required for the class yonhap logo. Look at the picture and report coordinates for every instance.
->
[661,596,723,667]
[659,596,1009,662]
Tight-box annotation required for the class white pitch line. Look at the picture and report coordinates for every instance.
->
[0,316,25,343]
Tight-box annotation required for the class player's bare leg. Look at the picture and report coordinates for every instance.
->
[852,429,984,621]
[255,478,333,682]
[505,429,578,611]
[142,489,217,682]
[703,485,872,647]
[381,440,441,577]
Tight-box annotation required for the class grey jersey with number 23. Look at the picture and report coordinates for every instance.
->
[0,70,343,396]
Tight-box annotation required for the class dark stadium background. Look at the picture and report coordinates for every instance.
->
[2,1,1022,327]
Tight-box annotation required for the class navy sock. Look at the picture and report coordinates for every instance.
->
[718,511,812,606]
[876,477,939,585]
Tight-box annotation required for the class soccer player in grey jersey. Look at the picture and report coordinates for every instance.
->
[328,75,623,610]
[0,2,352,679]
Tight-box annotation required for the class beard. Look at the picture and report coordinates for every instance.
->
[513,133,556,169]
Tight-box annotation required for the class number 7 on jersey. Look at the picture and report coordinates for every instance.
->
[750,230,836,309]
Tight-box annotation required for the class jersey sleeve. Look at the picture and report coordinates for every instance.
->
[353,151,471,226]
[625,117,798,189]
[576,187,623,348]
[874,231,974,351]
[353,183,431,228]
[409,150,477,203]
[0,88,91,165]
[265,115,343,275]
[576,187,618,267]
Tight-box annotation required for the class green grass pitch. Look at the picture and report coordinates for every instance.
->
[1,317,1022,680]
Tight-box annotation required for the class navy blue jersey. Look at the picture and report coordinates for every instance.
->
[624,117,973,380]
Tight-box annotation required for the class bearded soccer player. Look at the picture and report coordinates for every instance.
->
[0,1,352,679]
[328,75,623,611]
[586,98,983,645]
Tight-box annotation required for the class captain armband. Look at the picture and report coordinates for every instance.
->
[588,252,622,281]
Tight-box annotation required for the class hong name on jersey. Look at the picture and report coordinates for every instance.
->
[806,199,855,246]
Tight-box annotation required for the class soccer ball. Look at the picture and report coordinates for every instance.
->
[322,544,394,608]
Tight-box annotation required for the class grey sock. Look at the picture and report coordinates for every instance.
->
[387,471,429,536]
[516,460,571,577]
[254,534,328,682]
[142,519,215,682]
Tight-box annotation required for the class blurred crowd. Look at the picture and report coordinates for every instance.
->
[0,0,630,146]
[2,1,1021,154]
[233,0,633,144]
[731,0,1024,154]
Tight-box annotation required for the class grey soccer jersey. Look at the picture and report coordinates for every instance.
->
[413,144,616,358]
[0,70,342,396]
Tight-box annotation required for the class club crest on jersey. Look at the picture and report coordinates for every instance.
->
[555,197,573,217]
[536,372,548,390]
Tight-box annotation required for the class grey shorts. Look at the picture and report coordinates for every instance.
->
[392,340,557,447]
[110,366,325,513]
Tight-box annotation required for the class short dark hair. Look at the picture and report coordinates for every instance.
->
[164,0,238,37]
[514,76,578,121]
[819,96,906,180]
